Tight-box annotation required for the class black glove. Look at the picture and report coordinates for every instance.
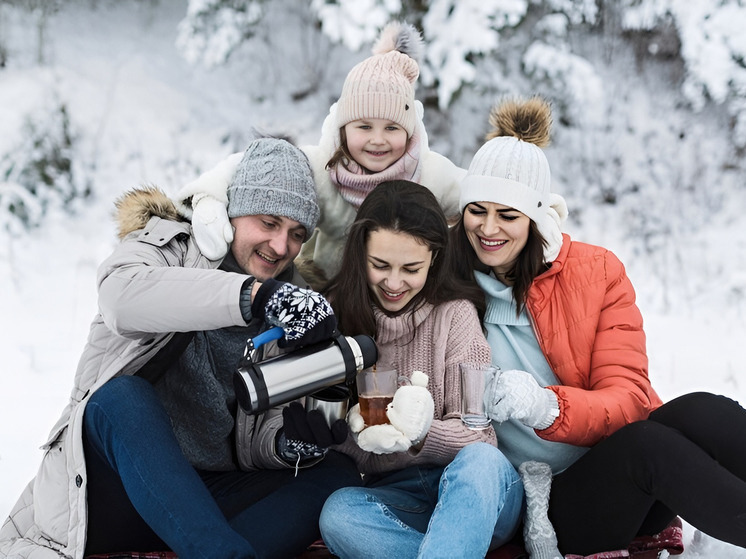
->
[283,401,348,447]
[276,402,348,466]
[251,279,337,350]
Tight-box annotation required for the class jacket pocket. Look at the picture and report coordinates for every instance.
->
[33,425,71,546]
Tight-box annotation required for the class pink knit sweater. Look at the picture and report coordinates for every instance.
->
[335,299,496,475]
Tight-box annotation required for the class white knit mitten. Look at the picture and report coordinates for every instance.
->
[356,423,412,454]
[519,461,563,559]
[386,371,434,444]
[346,403,365,434]
[353,371,434,454]
[486,370,559,429]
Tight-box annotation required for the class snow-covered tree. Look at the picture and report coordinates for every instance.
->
[0,101,89,234]
[176,0,265,68]
[0,0,63,64]
[3,0,746,311]
[621,0,746,150]
[310,0,402,51]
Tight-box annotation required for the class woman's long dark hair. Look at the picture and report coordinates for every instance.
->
[325,180,486,337]
[449,211,548,315]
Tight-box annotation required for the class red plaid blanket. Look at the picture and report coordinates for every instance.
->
[85,517,685,559]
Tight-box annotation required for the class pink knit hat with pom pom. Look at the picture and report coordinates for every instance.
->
[336,22,422,137]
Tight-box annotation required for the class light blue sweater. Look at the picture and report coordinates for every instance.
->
[475,270,588,474]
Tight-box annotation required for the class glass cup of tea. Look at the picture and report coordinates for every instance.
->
[459,362,499,430]
[356,366,398,426]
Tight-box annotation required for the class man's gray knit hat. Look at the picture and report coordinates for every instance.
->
[227,138,320,239]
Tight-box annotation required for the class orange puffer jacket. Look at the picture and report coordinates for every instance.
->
[527,234,663,447]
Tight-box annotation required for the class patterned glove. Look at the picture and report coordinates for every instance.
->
[190,193,233,260]
[385,371,434,445]
[283,402,348,447]
[251,278,337,349]
[277,402,348,466]
[485,369,559,430]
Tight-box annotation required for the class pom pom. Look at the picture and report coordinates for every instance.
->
[372,21,423,63]
[486,97,552,147]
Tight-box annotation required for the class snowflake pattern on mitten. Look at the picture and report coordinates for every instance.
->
[264,283,336,346]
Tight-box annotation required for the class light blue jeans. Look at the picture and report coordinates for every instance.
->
[319,442,524,559]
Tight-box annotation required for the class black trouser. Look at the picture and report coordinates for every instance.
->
[548,392,746,555]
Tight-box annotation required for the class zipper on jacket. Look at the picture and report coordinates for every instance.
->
[526,299,554,374]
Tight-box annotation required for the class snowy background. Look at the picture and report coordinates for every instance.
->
[1,1,746,557]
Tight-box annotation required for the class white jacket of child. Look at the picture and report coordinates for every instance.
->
[174,101,465,278]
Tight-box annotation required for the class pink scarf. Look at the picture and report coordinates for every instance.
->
[330,130,423,209]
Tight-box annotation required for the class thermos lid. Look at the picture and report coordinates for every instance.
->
[352,334,378,369]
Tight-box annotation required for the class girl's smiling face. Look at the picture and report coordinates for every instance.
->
[344,118,408,172]
[462,202,531,279]
[365,228,432,313]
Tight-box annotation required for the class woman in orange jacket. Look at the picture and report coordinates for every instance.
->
[450,96,746,557]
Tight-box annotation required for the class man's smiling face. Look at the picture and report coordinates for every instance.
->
[229,214,306,281]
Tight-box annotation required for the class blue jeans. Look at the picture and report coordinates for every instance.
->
[83,375,361,559]
[320,442,523,559]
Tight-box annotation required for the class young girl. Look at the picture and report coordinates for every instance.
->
[174,22,465,282]
[317,180,523,559]
[451,96,746,556]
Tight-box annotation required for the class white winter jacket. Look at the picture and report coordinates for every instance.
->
[174,101,466,278]
[0,188,298,559]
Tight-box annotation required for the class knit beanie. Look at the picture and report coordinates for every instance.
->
[459,97,568,262]
[336,21,422,137]
[227,138,320,239]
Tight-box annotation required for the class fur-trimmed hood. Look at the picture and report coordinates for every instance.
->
[114,185,188,239]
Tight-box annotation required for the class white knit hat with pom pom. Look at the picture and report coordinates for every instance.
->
[335,21,422,137]
[459,97,568,262]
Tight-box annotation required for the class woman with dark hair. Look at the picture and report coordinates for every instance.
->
[319,180,524,558]
[450,96,746,557]
[327,179,485,337]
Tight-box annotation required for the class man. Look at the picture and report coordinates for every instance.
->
[0,138,360,559]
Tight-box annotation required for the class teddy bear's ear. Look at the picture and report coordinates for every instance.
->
[410,370,429,387]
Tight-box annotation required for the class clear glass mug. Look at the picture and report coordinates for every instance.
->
[356,366,398,426]
[459,362,499,430]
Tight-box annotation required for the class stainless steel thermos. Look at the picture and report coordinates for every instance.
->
[233,327,377,415]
